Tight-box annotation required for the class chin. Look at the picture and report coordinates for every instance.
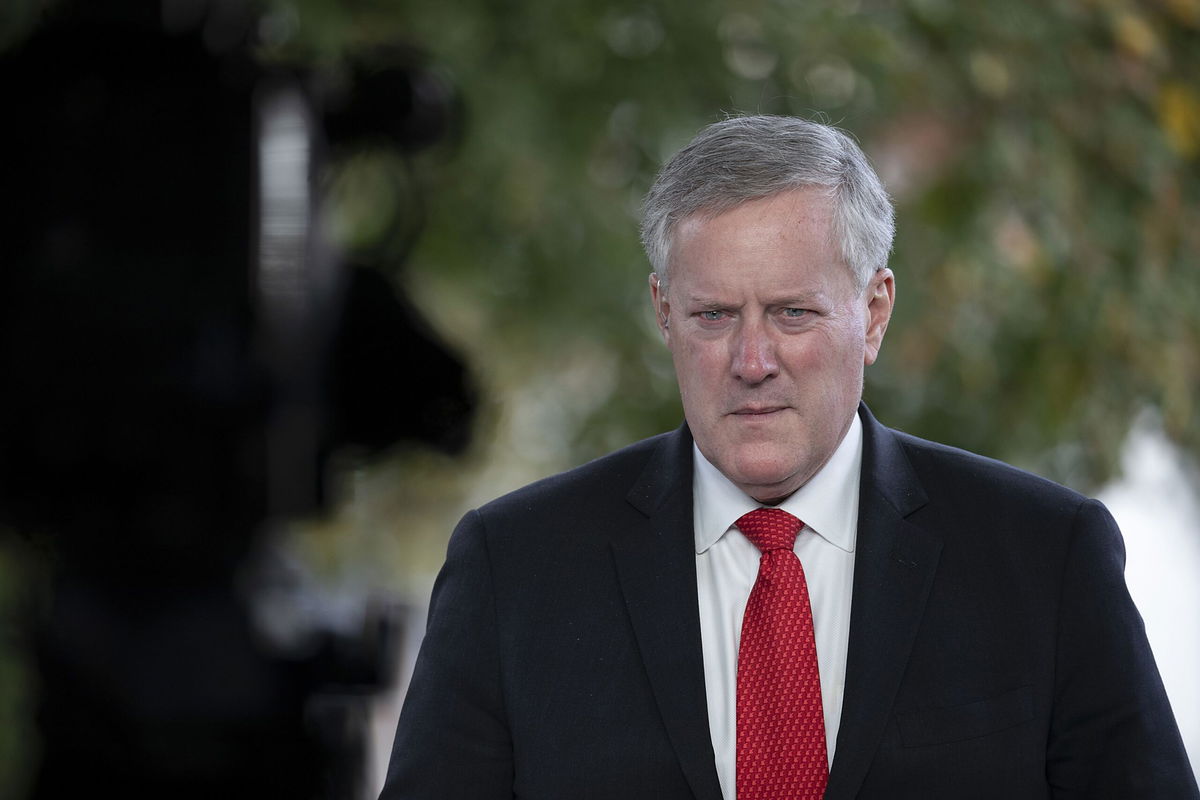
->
[730,458,801,495]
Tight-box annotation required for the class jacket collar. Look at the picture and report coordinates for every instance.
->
[614,423,725,800]
[825,403,941,799]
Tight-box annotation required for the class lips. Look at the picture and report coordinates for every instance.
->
[731,406,787,416]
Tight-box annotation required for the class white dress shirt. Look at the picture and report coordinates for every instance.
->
[693,413,862,800]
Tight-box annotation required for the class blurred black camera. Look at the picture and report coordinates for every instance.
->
[0,2,474,797]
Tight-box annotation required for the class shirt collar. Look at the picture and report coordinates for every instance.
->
[693,411,863,555]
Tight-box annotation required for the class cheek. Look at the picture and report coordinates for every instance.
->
[811,321,867,366]
[672,348,729,418]
[782,335,837,373]
[674,338,725,379]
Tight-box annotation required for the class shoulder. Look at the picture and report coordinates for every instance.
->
[438,428,686,586]
[864,413,1113,554]
[452,428,686,557]
[892,427,1087,507]
[867,417,1134,626]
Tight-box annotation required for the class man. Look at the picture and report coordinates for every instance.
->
[380,116,1197,799]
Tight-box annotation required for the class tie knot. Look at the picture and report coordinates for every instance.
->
[735,508,803,553]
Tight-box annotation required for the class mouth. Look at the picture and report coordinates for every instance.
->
[730,406,787,417]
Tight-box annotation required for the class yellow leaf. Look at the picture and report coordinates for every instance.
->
[1164,0,1200,28]
[969,51,1010,98]
[1159,83,1200,158]
[1113,11,1160,60]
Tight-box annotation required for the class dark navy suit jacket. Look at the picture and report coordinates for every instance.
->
[380,405,1197,799]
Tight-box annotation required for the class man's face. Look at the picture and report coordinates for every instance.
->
[650,188,894,503]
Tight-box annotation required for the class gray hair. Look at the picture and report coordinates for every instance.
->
[640,115,895,291]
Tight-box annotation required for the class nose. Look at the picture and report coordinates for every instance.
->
[731,319,778,385]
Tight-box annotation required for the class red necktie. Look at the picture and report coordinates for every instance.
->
[735,508,828,800]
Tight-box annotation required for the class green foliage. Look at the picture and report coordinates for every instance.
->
[5,0,1197,496]
[268,0,1200,490]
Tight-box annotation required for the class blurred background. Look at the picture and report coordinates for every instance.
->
[0,0,1197,796]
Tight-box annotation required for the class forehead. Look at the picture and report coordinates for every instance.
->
[668,188,844,290]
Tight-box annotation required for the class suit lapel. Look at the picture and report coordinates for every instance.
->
[825,405,943,800]
[610,425,724,800]
[609,410,941,800]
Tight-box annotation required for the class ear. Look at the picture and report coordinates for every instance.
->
[863,268,894,366]
[649,272,671,345]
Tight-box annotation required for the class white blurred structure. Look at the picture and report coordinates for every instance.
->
[1097,413,1200,785]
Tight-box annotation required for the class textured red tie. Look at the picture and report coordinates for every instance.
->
[735,508,828,800]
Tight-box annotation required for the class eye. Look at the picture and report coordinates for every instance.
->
[700,310,726,321]
[781,307,809,318]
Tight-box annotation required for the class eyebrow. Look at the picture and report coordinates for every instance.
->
[687,297,734,310]
[685,293,827,309]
